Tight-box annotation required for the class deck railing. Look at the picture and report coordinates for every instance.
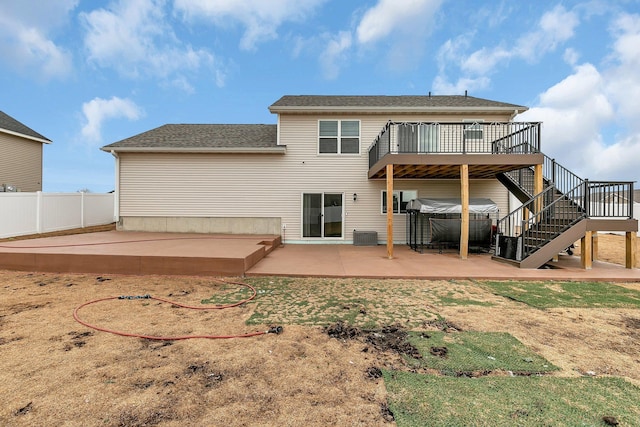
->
[368,121,541,169]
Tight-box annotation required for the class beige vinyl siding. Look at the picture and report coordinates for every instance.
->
[0,133,43,192]
[118,110,514,242]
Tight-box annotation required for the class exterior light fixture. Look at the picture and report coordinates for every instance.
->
[353,193,357,201]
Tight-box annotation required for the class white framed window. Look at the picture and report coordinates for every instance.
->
[381,190,417,214]
[318,120,360,154]
[463,119,484,140]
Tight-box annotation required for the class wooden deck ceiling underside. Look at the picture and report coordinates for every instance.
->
[368,153,545,180]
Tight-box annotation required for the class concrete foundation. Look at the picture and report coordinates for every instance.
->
[119,216,282,235]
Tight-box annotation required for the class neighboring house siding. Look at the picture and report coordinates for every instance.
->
[0,132,43,192]
[118,110,512,242]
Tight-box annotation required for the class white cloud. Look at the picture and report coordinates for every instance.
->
[463,5,578,75]
[519,63,612,151]
[516,12,640,183]
[438,5,579,94]
[514,5,579,60]
[81,0,221,87]
[0,1,77,80]
[81,97,143,144]
[174,0,327,51]
[432,74,490,94]
[605,13,640,128]
[310,0,442,79]
[356,0,442,45]
[319,31,352,80]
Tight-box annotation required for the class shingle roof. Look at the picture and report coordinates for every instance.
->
[0,111,51,143]
[269,95,528,112]
[102,124,280,152]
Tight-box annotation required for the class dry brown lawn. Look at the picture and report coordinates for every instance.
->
[0,229,639,426]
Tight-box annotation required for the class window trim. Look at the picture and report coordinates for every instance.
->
[317,119,361,155]
[381,190,417,215]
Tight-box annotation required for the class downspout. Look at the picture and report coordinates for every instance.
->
[110,150,120,224]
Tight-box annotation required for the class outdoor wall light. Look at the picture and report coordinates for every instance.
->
[353,193,358,201]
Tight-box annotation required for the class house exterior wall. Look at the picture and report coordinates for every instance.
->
[0,132,43,192]
[117,110,514,242]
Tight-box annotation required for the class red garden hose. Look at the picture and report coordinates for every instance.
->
[73,278,282,340]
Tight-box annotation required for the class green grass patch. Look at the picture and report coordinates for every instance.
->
[233,277,492,327]
[407,331,558,374]
[200,283,255,305]
[383,371,640,427]
[480,280,640,308]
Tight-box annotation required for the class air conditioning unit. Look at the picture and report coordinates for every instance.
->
[353,230,378,246]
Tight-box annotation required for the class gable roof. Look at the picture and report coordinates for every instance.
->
[0,111,51,144]
[269,95,528,114]
[101,124,283,153]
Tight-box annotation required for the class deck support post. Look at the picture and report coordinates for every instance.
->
[626,231,636,269]
[581,231,593,270]
[386,164,394,259]
[534,163,543,215]
[460,164,469,260]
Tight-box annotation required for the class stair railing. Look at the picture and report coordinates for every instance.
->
[520,182,587,258]
[544,156,583,195]
[496,186,557,239]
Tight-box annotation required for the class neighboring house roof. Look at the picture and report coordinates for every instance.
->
[0,111,51,144]
[101,124,283,153]
[269,95,528,114]
[634,189,640,204]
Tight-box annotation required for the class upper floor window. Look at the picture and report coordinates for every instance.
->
[319,120,360,154]
[463,120,484,140]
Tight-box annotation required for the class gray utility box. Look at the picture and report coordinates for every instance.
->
[353,230,378,246]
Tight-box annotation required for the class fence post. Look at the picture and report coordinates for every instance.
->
[36,191,43,234]
[81,191,86,228]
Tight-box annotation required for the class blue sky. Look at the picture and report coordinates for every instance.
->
[1,0,639,192]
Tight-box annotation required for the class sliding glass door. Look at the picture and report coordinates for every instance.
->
[302,193,343,238]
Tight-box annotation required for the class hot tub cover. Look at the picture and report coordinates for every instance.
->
[406,198,499,214]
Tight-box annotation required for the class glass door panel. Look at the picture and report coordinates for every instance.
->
[323,193,343,238]
[302,193,322,238]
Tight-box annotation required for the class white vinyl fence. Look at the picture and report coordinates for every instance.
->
[0,192,115,239]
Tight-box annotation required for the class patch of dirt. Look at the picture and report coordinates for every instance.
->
[429,346,448,357]
[326,321,422,359]
[423,317,462,332]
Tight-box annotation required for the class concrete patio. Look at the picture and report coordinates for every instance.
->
[0,231,638,281]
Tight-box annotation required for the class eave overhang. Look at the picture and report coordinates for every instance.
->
[0,128,52,144]
[100,146,286,154]
[268,106,528,115]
